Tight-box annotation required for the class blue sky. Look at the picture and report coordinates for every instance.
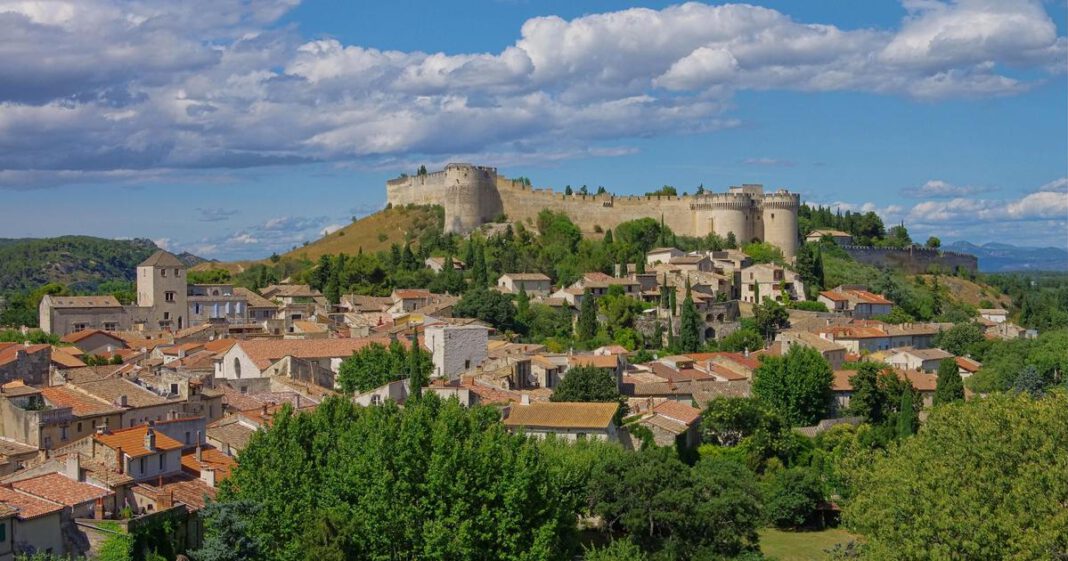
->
[0,0,1065,260]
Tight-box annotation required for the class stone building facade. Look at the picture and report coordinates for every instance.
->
[386,163,802,259]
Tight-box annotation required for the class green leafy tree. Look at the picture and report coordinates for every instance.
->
[719,328,764,353]
[763,467,825,529]
[335,343,404,394]
[752,345,833,426]
[933,358,964,405]
[575,290,598,342]
[847,363,892,423]
[406,336,431,400]
[935,322,986,357]
[453,288,517,332]
[700,397,769,447]
[583,539,647,561]
[925,236,941,248]
[551,366,620,405]
[193,501,265,561]
[844,391,1068,560]
[1013,365,1046,398]
[218,396,576,561]
[753,298,789,342]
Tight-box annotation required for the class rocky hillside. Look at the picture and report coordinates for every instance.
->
[282,205,444,261]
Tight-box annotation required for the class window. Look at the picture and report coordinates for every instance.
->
[140,457,146,473]
[161,269,167,277]
[234,358,242,379]
[185,432,191,445]
[77,421,83,433]
[165,291,176,302]
[464,359,471,370]
[163,312,171,320]
[194,304,201,314]
[104,322,118,331]
[74,323,88,332]
[0,521,6,541]
[174,268,180,276]
[160,454,165,470]
[61,426,68,441]
[170,383,179,394]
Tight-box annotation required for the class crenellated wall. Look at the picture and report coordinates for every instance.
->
[385,163,802,258]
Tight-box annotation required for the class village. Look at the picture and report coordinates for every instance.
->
[0,218,1040,558]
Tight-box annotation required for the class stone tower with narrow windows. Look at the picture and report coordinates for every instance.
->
[136,250,189,330]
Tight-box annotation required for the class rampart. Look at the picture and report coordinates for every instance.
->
[841,245,979,274]
[386,163,800,258]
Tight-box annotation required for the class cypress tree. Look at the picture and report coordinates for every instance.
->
[603,229,613,245]
[635,256,645,274]
[726,232,738,249]
[576,289,598,341]
[934,358,965,405]
[813,246,826,291]
[897,390,917,438]
[679,295,702,353]
[515,285,530,320]
[407,335,428,400]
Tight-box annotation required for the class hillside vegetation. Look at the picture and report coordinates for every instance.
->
[283,205,443,261]
[0,236,159,293]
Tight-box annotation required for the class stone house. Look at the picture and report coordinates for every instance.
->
[739,264,805,304]
[668,254,714,272]
[0,487,63,557]
[0,384,124,452]
[775,330,847,369]
[187,284,249,326]
[496,273,552,296]
[645,247,684,266]
[216,338,392,385]
[38,296,128,337]
[805,229,853,245]
[884,347,954,373]
[817,286,894,319]
[978,308,1009,324]
[503,402,619,442]
[424,256,464,273]
[424,324,489,380]
[0,345,50,386]
[637,400,702,449]
[58,331,127,357]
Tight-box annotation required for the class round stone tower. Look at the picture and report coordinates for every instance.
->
[707,193,754,243]
[442,163,502,234]
[760,190,800,260]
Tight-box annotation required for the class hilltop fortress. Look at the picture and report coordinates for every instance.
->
[386,163,802,259]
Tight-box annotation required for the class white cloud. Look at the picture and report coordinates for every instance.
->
[0,0,1064,188]
[902,179,995,198]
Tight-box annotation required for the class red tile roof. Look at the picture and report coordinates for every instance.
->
[181,446,235,481]
[40,386,120,417]
[0,344,49,367]
[504,402,618,430]
[652,400,702,426]
[11,473,112,507]
[0,486,63,520]
[234,337,393,369]
[95,425,184,458]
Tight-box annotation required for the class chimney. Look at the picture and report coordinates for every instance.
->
[195,443,202,463]
[196,430,203,447]
[144,427,156,452]
[65,454,80,480]
[115,447,124,474]
[201,467,216,488]
[94,497,105,520]
[158,490,173,510]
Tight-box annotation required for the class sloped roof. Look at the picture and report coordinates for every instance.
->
[504,402,618,430]
[61,329,125,345]
[0,486,62,520]
[11,473,112,507]
[45,295,122,309]
[234,337,393,369]
[652,400,701,426]
[95,425,184,458]
[139,250,185,268]
[181,446,235,480]
[50,347,88,368]
[41,386,120,417]
[233,287,276,308]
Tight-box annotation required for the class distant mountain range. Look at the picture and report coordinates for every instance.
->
[0,236,210,293]
[944,241,1068,272]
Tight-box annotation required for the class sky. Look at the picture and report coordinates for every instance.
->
[0,0,1065,260]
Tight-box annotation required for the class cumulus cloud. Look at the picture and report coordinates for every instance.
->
[0,0,1064,187]
[902,179,995,198]
[169,214,333,259]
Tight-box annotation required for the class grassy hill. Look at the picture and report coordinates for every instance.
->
[0,236,159,293]
[282,205,443,261]
[915,274,1011,309]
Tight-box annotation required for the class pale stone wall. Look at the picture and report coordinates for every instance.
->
[137,263,189,330]
[425,324,488,380]
[385,164,803,258]
[841,246,978,274]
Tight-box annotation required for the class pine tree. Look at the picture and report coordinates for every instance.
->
[934,358,965,405]
[726,232,738,249]
[603,229,614,245]
[471,243,488,288]
[576,289,598,341]
[897,390,917,438]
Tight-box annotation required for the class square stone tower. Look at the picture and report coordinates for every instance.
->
[136,250,189,330]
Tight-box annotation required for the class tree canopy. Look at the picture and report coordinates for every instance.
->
[752,345,833,426]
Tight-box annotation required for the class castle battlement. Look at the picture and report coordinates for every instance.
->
[384,163,802,258]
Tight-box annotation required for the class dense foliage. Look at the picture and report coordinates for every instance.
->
[844,391,1068,560]
[217,396,576,561]
[752,346,833,426]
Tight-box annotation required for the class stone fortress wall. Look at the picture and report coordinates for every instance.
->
[841,245,978,274]
[387,163,801,259]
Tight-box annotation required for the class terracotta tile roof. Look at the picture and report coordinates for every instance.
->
[702,363,749,382]
[833,368,937,392]
[168,350,218,371]
[72,378,168,408]
[41,386,120,417]
[234,337,393,369]
[647,362,715,383]
[50,347,88,368]
[228,287,272,309]
[207,417,255,451]
[0,344,49,367]
[819,291,851,302]
[850,290,893,305]
[293,320,328,333]
[899,348,954,361]
[642,414,689,434]
[955,356,982,372]
[45,295,122,309]
[181,446,235,480]
[61,365,125,384]
[61,329,123,344]
[568,355,619,369]
[139,250,185,268]
[832,370,856,392]
[504,402,618,430]
[134,474,216,511]
[652,400,701,425]
[0,486,63,520]
[11,473,112,507]
[393,289,432,300]
[95,425,184,458]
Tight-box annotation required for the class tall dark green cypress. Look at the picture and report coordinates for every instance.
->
[934,358,965,405]
[576,289,598,342]
[897,390,917,438]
